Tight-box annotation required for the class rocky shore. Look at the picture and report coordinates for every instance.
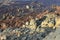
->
[0,1,60,40]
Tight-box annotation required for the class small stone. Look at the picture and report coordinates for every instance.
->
[25,22,29,26]
[26,5,30,9]
[22,25,25,28]
[1,23,7,30]
[0,35,6,40]
[53,27,56,29]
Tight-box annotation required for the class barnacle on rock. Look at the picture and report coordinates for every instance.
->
[25,18,36,31]
[41,13,57,28]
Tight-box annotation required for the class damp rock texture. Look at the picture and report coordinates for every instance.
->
[43,27,60,40]
[0,1,60,40]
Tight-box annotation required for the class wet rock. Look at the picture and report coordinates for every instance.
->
[43,27,60,40]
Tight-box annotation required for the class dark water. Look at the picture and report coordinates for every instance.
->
[0,0,60,18]
[0,0,60,6]
[38,0,60,6]
[12,0,60,6]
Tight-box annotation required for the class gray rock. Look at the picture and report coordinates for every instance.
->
[43,27,60,40]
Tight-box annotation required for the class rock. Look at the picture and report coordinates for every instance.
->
[0,35,6,40]
[55,16,60,27]
[43,27,60,40]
